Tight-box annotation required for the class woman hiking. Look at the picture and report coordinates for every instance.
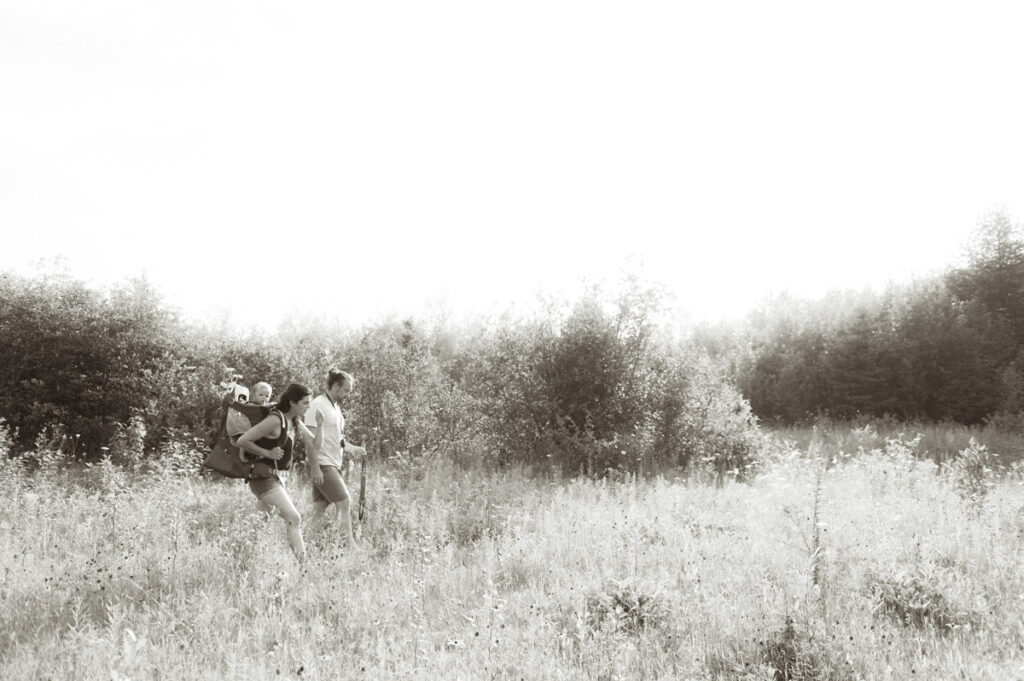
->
[237,382,323,563]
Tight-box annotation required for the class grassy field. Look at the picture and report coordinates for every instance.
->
[1,430,1023,680]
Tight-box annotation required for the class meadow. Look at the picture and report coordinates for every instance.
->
[1,427,1022,681]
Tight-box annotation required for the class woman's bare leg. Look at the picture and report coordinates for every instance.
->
[258,487,305,563]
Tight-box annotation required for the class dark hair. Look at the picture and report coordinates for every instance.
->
[327,369,354,390]
[276,383,312,415]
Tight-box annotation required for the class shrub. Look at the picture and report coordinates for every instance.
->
[108,412,147,470]
[0,418,15,456]
[147,430,204,477]
[945,437,997,507]
[468,283,761,478]
[582,580,669,637]
[551,579,672,656]
[343,319,446,457]
[867,570,976,632]
[757,616,855,681]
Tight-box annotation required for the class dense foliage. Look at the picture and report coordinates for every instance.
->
[732,207,1024,425]
[0,274,179,454]
[4,208,1022,466]
[0,271,756,477]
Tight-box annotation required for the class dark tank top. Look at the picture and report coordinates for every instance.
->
[252,409,294,470]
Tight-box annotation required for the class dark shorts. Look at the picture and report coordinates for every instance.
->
[312,465,350,504]
[248,475,283,500]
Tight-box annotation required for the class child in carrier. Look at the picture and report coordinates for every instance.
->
[225,382,273,444]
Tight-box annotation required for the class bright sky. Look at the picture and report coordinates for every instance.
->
[3,1,1024,330]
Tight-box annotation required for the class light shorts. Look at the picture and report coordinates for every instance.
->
[248,475,283,500]
[312,465,350,504]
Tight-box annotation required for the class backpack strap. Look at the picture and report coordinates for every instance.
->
[274,410,290,448]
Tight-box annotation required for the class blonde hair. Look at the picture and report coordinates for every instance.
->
[251,382,273,405]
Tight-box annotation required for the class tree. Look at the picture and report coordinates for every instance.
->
[948,206,1024,344]
[0,272,178,454]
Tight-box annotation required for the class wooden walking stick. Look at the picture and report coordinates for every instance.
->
[357,441,367,522]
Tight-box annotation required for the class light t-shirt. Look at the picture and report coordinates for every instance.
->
[304,394,345,468]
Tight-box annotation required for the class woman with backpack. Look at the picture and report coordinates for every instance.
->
[237,382,323,563]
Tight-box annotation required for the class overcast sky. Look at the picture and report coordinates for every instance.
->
[3,1,1023,330]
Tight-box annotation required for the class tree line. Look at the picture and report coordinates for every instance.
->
[0,271,757,477]
[3,208,1020,473]
[729,207,1024,425]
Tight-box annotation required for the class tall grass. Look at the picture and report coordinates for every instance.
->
[1,430,1022,680]
[768,416,1024,467]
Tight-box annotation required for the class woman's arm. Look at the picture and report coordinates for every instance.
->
[237,415,284,460]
